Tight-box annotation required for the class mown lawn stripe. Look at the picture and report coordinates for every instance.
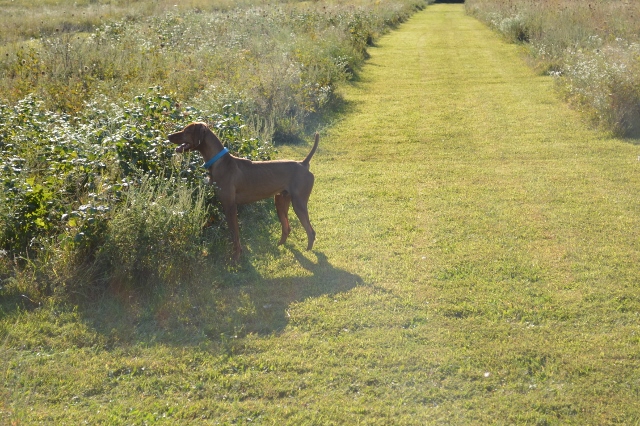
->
[305,3,640,422]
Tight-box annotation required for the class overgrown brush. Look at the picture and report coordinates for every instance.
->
[0,89,271,299]
[0,0,275,44]
[466,0,640,137]
[93,175,213,294]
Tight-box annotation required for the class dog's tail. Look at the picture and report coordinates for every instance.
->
[301,133,319,168]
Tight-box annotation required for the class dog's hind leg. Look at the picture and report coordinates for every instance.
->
[292,197,315,251]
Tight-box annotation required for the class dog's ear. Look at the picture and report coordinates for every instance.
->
[197,122,207,145]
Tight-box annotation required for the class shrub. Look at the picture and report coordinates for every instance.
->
[94,175,211,292]
[498,14,530,43]
[0,89,273,296]
[561,40,640,137]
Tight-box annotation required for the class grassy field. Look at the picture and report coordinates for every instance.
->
[0,0,426,133]
[2,2,640,424]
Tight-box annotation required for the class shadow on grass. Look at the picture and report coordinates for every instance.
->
[221,249,363,336]
[622,134,640,146]
[274,94,361,146]
[77,246,363,349]
[0,159,360,352]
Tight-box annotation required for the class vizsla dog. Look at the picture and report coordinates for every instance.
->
[168,122,318,262]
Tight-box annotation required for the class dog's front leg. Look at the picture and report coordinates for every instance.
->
[221,199,242,262]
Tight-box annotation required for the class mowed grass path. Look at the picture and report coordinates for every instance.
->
[4,4,640,424]
[291,2,640,422]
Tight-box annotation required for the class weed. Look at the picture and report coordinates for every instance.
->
[94,175,210,293]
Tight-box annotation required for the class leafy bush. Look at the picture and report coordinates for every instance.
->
[0,89,273,296]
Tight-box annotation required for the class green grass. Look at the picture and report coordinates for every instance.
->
[2,3,640,424]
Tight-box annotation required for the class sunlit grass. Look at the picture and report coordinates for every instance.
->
[2,3,639,424]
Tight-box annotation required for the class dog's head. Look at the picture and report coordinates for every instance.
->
[168,122,207,153]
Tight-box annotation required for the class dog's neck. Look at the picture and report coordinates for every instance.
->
[198,128,227,165]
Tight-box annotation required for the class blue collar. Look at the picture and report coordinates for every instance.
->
[203,147,229,169]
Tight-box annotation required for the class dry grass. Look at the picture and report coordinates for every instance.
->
[0,0,263,43]
[1,0,428,138]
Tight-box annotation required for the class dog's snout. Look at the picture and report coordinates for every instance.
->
[168,131,190,153]
[167,132,181,143]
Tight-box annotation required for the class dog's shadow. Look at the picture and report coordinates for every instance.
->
[81,248,363,347]
[210,249,363,337]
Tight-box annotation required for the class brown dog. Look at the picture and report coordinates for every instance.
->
[168,122,318,262]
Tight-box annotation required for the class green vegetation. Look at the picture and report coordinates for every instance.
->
[466,0,640,137]
[0,90,271,299]
[2,2,640,424]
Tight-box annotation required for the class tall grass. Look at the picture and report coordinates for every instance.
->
[0,0,276,44]
[1,0,429,137]
[94,175,213,292]
[466,0,640,137]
